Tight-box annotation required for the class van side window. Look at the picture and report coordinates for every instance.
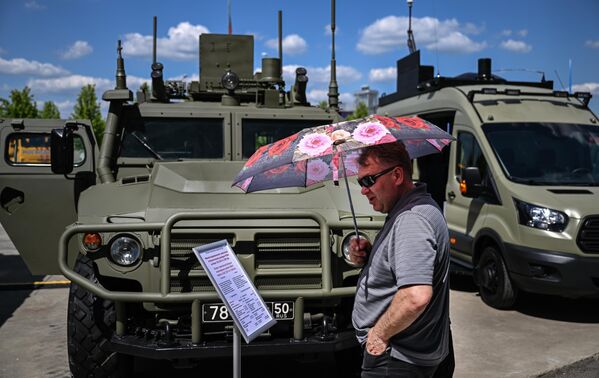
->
[456,132,487,181]
[5,133,86,166]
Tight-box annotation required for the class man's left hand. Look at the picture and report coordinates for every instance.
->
[366,328,388,356]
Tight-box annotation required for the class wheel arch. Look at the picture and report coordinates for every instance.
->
[473,228,506,267]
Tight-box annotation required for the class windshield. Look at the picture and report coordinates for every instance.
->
[120,118,224,159]
[242,119,331,158]
[483,122,599,186]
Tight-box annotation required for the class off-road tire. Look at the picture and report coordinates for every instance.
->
[67,255,132,378]
[476,245,518,309]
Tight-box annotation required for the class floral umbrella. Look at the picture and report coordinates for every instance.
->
[232,114,454,236]
[232,114,454,193]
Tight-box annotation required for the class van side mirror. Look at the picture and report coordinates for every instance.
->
[51,127,74,174]
[460,167,482,198]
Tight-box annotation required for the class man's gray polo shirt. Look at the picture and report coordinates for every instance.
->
[352,183,451,366]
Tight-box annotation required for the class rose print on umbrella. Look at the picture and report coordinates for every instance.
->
[233,114,454,193]
[297,133,333,158]
[352,122,390,144]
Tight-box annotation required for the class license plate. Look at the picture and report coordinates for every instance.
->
[202,301,294,323]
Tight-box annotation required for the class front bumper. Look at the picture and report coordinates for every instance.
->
[59,211,373,354]
[110,329,358,359]
[503,242,599,298]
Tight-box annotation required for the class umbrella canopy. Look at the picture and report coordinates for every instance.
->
[232,114,454,193]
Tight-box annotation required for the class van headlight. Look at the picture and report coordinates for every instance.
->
[110,235,142,266]
[341,232,370,266]
[514,199,568,232]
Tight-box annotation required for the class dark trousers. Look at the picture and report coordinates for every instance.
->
[361,333,455,378]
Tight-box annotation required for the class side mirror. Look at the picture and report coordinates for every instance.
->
[51,127,74,174]
[460,167,482,198]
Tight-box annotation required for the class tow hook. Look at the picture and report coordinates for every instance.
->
[157,320,177,347]
[317,315,336,341]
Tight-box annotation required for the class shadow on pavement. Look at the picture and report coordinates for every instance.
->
[515,292,599,324]
[449,271,599,324]
[0,254,44,327]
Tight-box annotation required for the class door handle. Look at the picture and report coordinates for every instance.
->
[447,191,456,200]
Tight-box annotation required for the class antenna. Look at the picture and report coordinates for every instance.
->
[153,16,157,65]
[407,0,417,54]
[554,70,566,91]
[328,0,339,112]
[278,10,283,79]
[115,40,127,90]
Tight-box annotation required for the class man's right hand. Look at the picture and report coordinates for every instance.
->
[349,236,372,267]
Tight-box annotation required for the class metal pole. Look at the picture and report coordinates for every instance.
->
[233,325,241,378]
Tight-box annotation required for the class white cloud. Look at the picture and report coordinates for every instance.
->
[0,57,69,76]
[517,29,528,37]
[123,22,209,60]
[305,89,353,110]
[282,64,361,86]
[428,33,487,53]
[27,75,112,93]
[61,40,93,60]
[55,100,74,117]
[0,47,6,56]
[369,67,397,82]
[585,40,599,49]
[357,16,486,54]
[501,29,512,36]
[266,34,307,55]
[500,39,532,53]
[25,1,45,10]
[572,82,599,95]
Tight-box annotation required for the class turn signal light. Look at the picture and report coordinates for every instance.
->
[83,233,102,252]
[459,180,467,194]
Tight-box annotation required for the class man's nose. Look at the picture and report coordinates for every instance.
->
[361,186,369,195]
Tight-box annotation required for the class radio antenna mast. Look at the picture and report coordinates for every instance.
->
[407,0,417,54]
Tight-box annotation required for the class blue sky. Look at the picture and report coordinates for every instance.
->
[1,0,598,117]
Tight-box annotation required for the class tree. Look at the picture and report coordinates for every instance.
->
[318,100,328,110]
[40,101,61,119]
[72,84,105,144]
[0,87,38,118]
[345,101,368,121]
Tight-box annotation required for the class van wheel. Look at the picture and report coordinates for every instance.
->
[67,255,132,378]
[476,246,517,309]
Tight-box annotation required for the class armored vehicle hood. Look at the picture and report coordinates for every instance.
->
[78,161,378,223]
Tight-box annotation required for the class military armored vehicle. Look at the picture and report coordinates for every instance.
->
[0,6,380,377]
[378,48,599,309]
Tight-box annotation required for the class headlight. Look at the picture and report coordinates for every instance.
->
[514,199,568,232]
[341,232,370,266]
[110,235,142,266]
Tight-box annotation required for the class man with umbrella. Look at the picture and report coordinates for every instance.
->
[350,141,454,377]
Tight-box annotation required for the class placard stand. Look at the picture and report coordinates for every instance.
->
[193,240,277,378]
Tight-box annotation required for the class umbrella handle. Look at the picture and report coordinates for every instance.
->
[339,150,360,242]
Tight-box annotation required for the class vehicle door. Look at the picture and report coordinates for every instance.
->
[0,118,98,274]
[445,126,489,265]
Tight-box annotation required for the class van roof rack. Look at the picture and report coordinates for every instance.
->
[379,51,555,107]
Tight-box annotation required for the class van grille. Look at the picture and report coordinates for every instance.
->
[577,216,599,254]
[168,233,322,292]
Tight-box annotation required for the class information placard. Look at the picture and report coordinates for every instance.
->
[192,240,276,343]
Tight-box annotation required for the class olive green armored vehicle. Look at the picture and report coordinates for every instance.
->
[0,9,381,377]
[378,50,599,309]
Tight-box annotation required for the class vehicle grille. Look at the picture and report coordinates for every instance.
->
[577,216,599,254]
[169,233,322,293]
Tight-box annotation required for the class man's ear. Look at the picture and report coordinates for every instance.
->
[393,166,404,186]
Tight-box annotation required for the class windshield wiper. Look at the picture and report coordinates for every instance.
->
[131,131,163,160]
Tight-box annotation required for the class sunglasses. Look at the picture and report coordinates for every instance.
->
[357,165,398,188]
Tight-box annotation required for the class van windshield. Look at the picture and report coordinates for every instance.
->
[483,123,599,186]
